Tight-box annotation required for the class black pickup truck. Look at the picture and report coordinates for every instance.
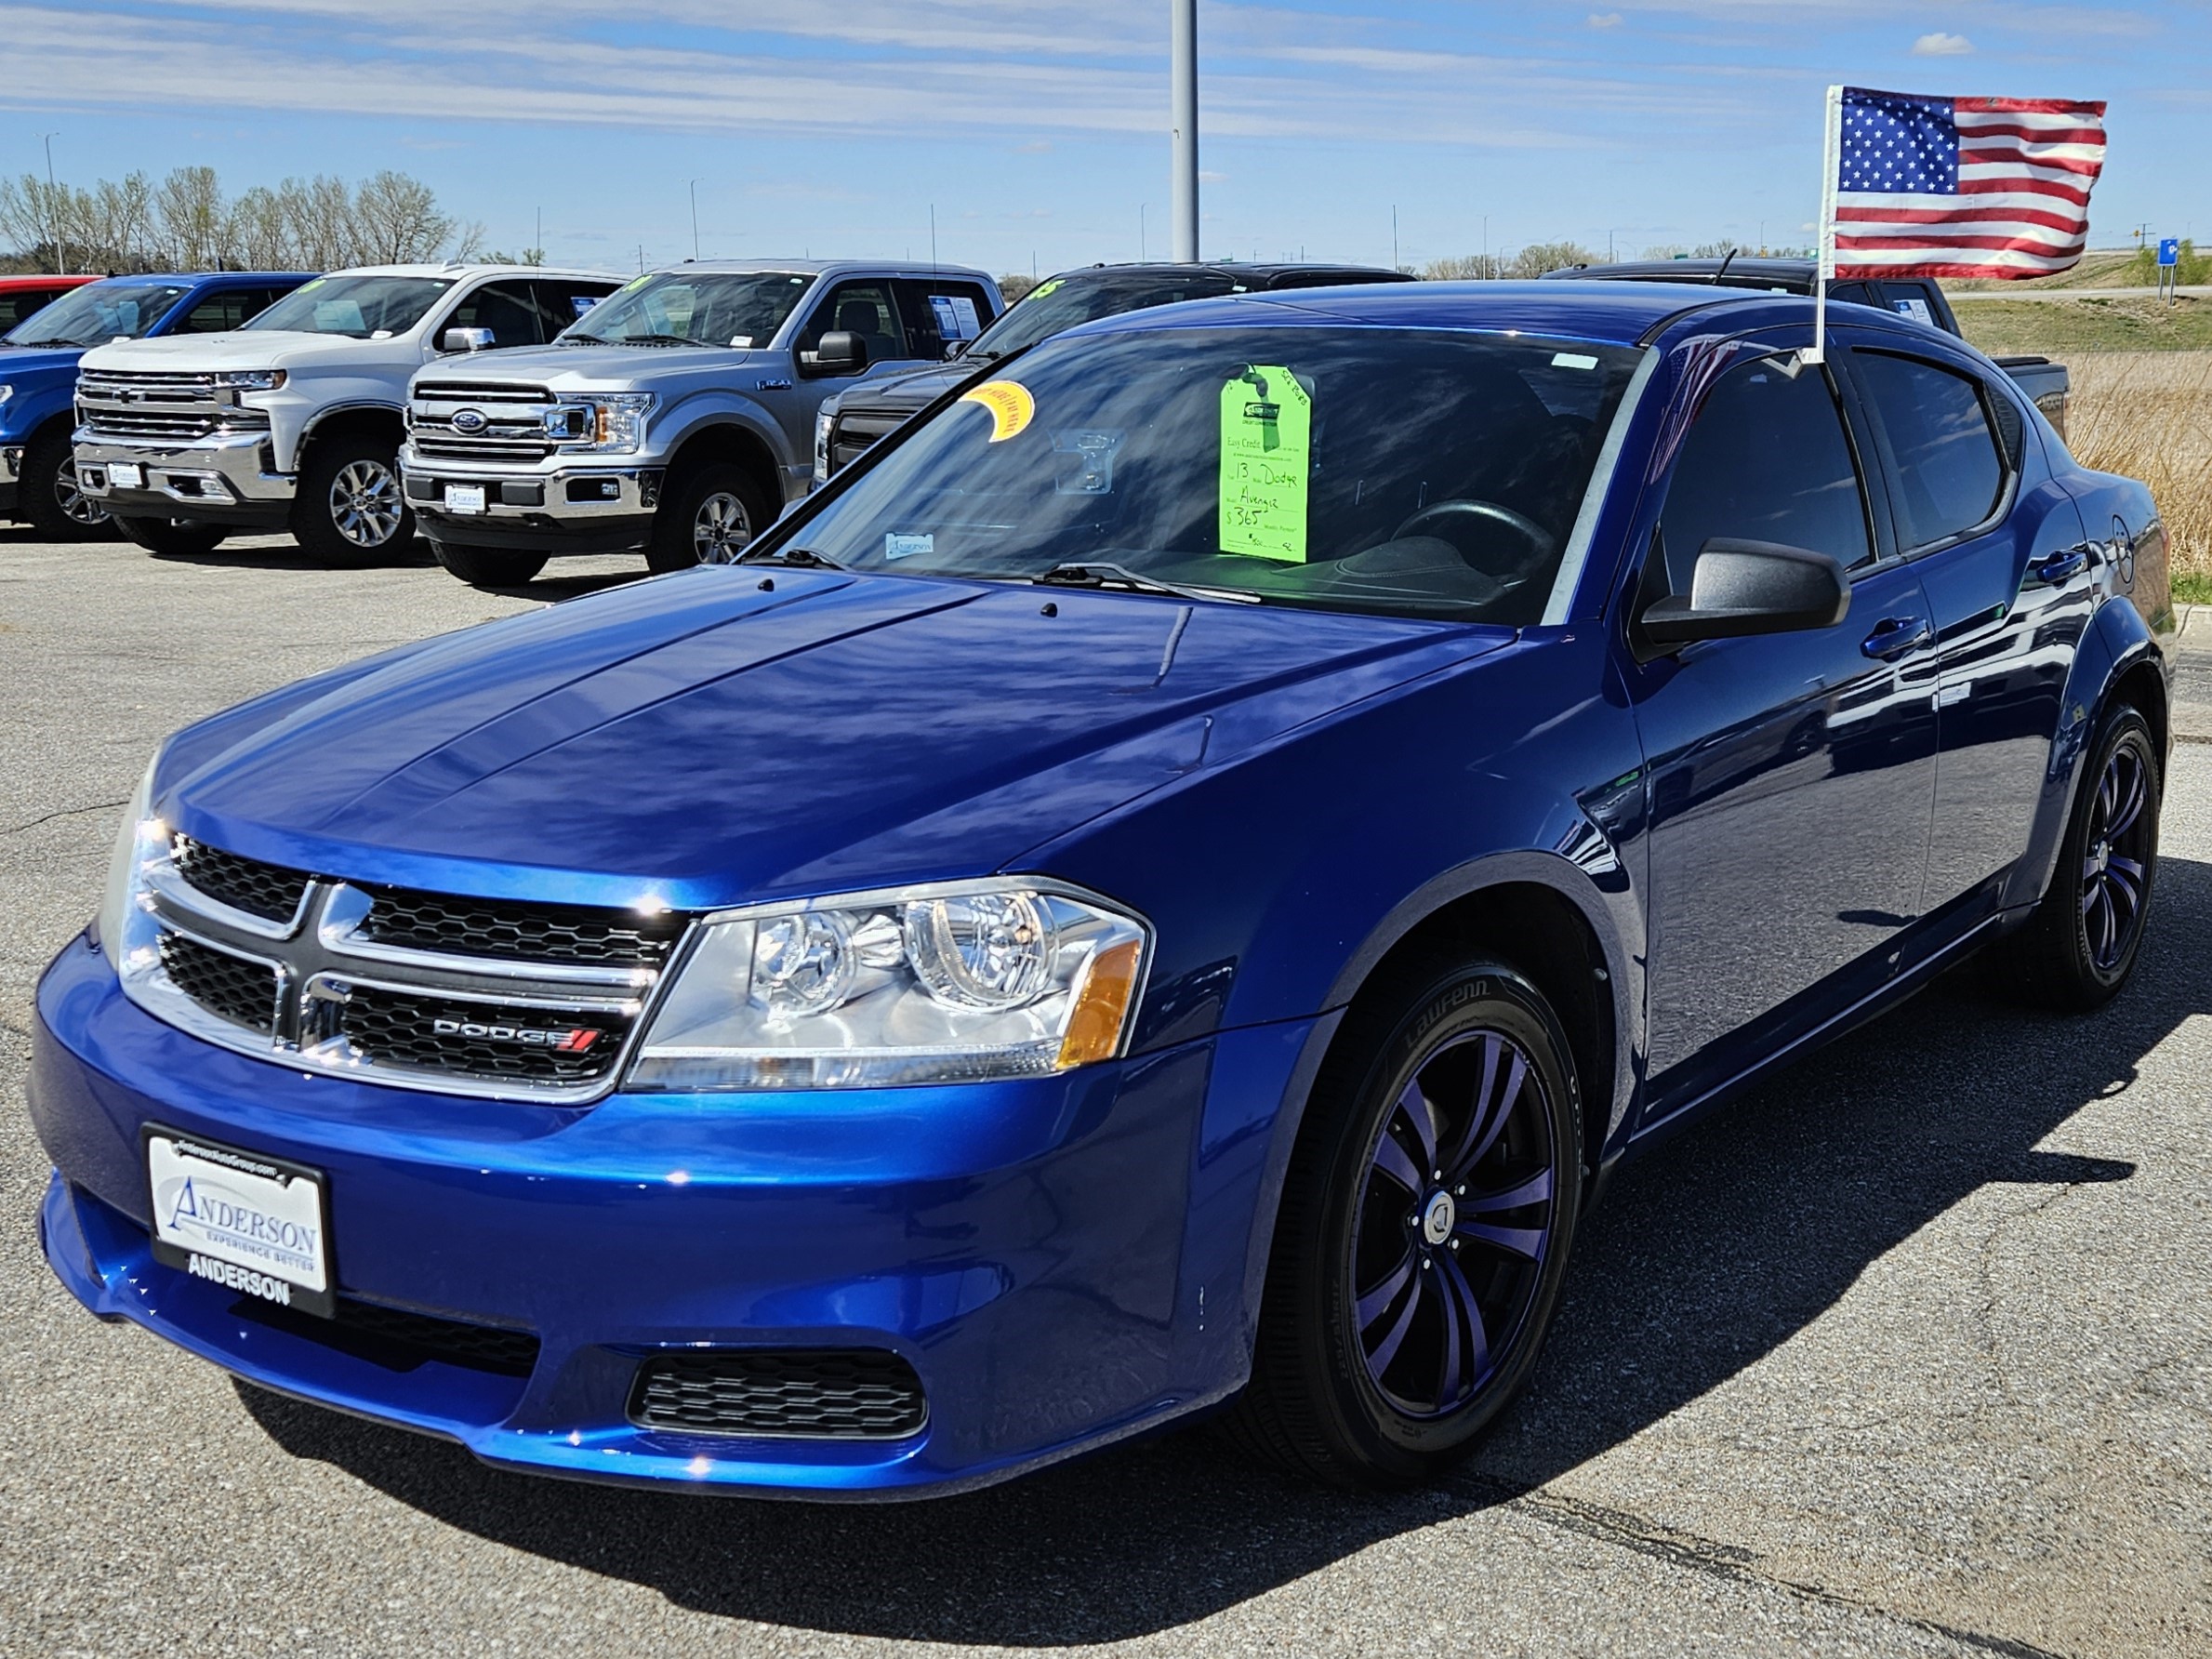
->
[1544,258,2070,437]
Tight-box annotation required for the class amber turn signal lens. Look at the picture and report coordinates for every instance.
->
[1057,938,1144,1068]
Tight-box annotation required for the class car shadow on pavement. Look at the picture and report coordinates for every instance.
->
[237,852,2212,1646]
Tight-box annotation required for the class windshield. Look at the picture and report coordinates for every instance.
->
[793,326,1644,624]
[3,282,189,346]
[970,270,1238,361]
[245,275,452,338]
[562,271,814,347]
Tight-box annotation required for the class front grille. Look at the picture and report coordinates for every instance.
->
[159,933,278,1033]
[77,369,235,443]
[828,407,907,474]
[410,379,559,463]
[629,1349,928,1440]
[231,1294,541,1377]
[174,835,311,922]
[338,985,631,1084]
[357,886,682,967]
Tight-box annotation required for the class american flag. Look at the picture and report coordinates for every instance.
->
[1831,86,2107,280]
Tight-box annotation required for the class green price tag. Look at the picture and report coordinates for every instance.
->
[1219,365,1311,563]
[1026,277,1063,302]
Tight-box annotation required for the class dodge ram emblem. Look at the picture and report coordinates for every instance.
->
[451,407,488,435]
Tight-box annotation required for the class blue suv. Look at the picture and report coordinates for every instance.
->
[0,272,311,538]
[31,282,2171,1498]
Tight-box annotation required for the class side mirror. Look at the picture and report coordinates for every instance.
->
[441,326,497,353]
[1639,538,1849,645]
[804,330,867,376]
[945,337,971,360]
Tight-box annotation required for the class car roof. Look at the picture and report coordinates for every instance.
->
[646,259,997,283]
[1065,278,1802,349]
[1542,258,1838,295]
[321,263,623,282]
[1037,260,1408,288]
[0,272,101,290]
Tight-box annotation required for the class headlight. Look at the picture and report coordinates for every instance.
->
[812,408,832,484]
[214,369,285,392]
[0,383,14,406]
[627,878,1149,1091]
[545,393,654,453]
[95,754,162,963]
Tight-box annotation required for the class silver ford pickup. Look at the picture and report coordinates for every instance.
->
[399,259,1000,586]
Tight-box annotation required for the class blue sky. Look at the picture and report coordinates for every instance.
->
[0,1,2202,276]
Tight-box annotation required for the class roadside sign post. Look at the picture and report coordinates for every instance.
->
[2158,236,2181,305]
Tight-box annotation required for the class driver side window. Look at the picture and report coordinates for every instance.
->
[796,282,907,370]
[1659,353,1873,591]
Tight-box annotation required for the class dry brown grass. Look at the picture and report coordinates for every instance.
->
[2063,352,2212,599]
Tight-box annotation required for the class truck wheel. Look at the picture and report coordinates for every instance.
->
[430,539,548,589]
[649,462,772,573]
[291,432,412,565]
[113,515,229,557]
[20,430,113,539]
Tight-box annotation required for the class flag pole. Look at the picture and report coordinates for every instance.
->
[1808,84,1842,365]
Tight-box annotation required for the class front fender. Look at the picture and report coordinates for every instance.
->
[1,380,77,446]
[656,393,793,471]
[2007,591,2166,910]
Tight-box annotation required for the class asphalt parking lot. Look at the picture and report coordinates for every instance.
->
[3,529,2208,1658]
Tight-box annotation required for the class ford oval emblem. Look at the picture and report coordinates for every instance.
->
[451,407,488,435]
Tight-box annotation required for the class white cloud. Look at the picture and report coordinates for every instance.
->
[1587,11,1623,26]
[1912,31,1974,55]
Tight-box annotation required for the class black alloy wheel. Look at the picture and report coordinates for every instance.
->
[429,539,549,589]
[2007,703,2161,1010]
[20,430,113,539]
[1225,955,1583,1487]
[113,514,229,557]
[649,461,773,573]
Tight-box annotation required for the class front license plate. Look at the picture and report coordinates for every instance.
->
[144,1125,334,1318]
[109,461,144,490]
[444,484,486,514]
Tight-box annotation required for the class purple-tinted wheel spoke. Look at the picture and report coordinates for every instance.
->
[1440,1034,1503,1174]
[2097,765,2117,826]
[1366,1262,1424,1374]
[1454,1218,1547,1260]
[2108,862,2142,911]
[1461,1167,1553,1215]
[1437,1252,1490,1400]
[1397,1078,1439,1171]
[1372,1130,1424,1196]
[1357,1249,1416,1330]
[2109,763,2145,838]
[1450,1047,1525,1181]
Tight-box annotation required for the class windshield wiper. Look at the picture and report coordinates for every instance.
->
[736,545,846,570]
[622,332,701,347]
[1033,562,1260,604]
[560,332,605,345]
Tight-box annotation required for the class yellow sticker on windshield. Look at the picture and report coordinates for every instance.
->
[960,378,1035,443]
[1027,277,1064,302]
[1220,365,1311,563]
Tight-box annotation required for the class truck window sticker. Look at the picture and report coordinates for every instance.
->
[1219,365,1312,564]
[959,379,1035,443]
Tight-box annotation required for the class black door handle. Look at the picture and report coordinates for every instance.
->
[1861,617,1932,661]
[2033,547,2090,585]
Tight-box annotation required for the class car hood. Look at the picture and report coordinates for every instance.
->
[161,568,1503,911]
[831,361,974,415]
[414,341,780,392]
[0,345,85,384]
[79,330,418,374]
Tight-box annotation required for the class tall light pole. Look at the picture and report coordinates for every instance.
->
[689,179,701,259]
[41,131,65,274]
[1170,0,1198,261]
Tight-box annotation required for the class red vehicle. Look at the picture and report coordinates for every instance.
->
[0,273,100,336]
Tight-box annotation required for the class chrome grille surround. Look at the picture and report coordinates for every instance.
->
[408,379,560,463]
[77,369,270,443]
[119,838,681,1105]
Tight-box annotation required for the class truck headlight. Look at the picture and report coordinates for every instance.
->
[0,384,14,406]
[546,393,654,453]
[626,878,1149,1091]
[95,754,163,966]
[214,369,285,392]
[813,408,832,485]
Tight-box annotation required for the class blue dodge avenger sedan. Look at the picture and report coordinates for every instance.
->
[33,282,2171,1497]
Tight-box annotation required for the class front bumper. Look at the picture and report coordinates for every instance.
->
[400,446,659,555]
[74,430,296,527]
[33,934,1311,1497]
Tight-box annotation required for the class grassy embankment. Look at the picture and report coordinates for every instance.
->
[1952,297,2212,604]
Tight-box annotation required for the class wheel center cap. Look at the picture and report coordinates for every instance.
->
[2091,841,2111,874]
[1420,1189,1456,1246]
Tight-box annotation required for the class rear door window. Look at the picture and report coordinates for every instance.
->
[1849,352,2007,551]
[895,279,993,360]
[530,279,620,334]
[1659,352,1874,588]
[178,290,256,333]
[445,280,547,349]
[0,285,71,332]
[1879,283,1940,328]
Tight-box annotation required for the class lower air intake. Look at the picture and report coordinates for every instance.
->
[629,1348,928,1440]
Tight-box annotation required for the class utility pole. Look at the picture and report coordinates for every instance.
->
[1481,215,1489,277]
[929,204,937,271]
[1141,203,1147,260]
[535,206,542,264]
[689,179,701,259]
[1170,0,1199,261]
[1392,205,1398,270]
[41,132,65,274]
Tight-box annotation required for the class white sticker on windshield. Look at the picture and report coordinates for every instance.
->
[884,533,934,561]
[1551,352,1598,370]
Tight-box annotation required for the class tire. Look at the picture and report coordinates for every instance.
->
[290,431,412,565]
[20,430,113,539]
[1225,955,1583,1488]
[112,514,229,557]
[648,461,773,573]
[2006,704,2161,1011]
[429,538,548,589]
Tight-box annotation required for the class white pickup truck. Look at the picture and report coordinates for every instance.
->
[74,264,624,561]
